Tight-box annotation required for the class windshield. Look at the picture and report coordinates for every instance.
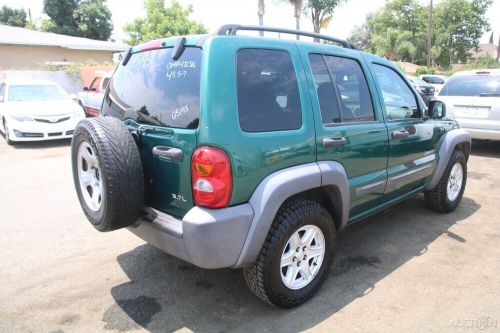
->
[8,84,68,102]
[105,47,201,129]
[440,75,500,96]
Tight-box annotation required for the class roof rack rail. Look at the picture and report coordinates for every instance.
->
[216,24,359,50]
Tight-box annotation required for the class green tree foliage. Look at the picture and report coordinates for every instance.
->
[415,66,436,76]
[123,0,207,46]
[433,0,492,67]
[41,0,113,40]
[0,5,28,27]
[349,0,492,67]
[306,0,344,34]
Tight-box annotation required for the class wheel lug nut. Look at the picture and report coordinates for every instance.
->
[302,246,307,251]
[292,256,297,262]
[296,247,300,252]
[297,261,301,267]
[303,255,307,260]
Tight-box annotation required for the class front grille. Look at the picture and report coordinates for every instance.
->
[48,132,62,137]
[35,117,70,124]
[21,132,43,138]
[65,130,74,135]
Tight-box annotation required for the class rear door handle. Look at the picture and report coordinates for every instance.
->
[322,137,347,148]
[152,146,183,161]
[392,130,410,140]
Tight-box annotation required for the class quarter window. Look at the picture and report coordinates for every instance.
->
[373,64,420,120]
[237,49,302,132]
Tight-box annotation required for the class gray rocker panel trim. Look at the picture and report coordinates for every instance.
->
[233,161,349,268]
[424,128,471,191]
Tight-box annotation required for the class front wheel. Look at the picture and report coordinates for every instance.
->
[3,120,13,145]
[244,200,335,308]
[425,149,467,213]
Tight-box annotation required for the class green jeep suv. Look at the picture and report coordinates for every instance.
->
[71,25,471,308]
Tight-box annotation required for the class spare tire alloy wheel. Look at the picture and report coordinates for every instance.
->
[77,141,103,212]
[281,225,325,290]
[71,117,144,232]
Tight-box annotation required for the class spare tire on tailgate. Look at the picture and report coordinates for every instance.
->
[71,117,144,232]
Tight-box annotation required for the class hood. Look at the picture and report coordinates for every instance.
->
[6,99,82,117]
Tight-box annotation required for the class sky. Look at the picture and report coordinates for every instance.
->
[2,0,499,44]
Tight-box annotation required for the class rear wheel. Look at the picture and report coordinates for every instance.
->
[71,117,144,231]
[425,149,467,213]
[244,200,335,308]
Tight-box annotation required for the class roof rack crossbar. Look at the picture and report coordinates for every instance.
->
[216,24,358,50]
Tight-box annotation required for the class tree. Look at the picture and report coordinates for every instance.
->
[347,15,372,51]
[41,0,113,40]
[433,0,492,67]
[124,0,207,45]
[306,0,344,34]
[0,5,27,27]
[276,0,303,38]
[74,0,113,40]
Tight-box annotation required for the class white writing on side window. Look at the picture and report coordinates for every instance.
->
[166,60,196,70]
[166,70,187,80]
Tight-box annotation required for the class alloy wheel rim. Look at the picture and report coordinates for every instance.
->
[77,141,103,211]
[447,162,463,202]
[280,225,325,290]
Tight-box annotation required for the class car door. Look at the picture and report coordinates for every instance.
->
[370,63,440,201]
[86,77,103,110]
[302,47,389,220]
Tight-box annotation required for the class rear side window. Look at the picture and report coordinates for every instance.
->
[106,47,201,129]
[237,49,302,132]
[440,75,500,96]
[309,53,375,124]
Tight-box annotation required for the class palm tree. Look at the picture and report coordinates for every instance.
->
[257,0,265,36]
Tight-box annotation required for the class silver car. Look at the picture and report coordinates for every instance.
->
[438,69,500,141]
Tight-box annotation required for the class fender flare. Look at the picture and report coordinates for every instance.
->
[233,161,349,268]
[424,128,471,191]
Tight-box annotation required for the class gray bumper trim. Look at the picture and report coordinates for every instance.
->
[128,204,254,269]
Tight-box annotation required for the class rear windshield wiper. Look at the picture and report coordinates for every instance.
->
[479,93,500,97]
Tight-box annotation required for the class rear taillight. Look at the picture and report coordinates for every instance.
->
[191,146,232,208]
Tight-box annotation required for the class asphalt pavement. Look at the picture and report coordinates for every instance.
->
[0,138,499,333]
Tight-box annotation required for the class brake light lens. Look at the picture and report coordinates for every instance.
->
[191,146,232,208]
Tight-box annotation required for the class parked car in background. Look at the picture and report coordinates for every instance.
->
[78,72,111,117]
[419,74,448,94]
[0,79,85,145]
[438,69,500,141]
[406,76,435,105]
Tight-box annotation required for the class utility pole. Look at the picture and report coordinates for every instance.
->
[497,33,500,61]
[427,0,433,68]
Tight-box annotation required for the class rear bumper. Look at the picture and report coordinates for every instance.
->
[128,204,254,269]
[462,127,500,141]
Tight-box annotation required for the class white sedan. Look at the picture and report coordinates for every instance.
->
[0,80,85,145]
[438,69,500,141]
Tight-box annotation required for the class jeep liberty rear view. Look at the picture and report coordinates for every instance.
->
[71,25,471,308]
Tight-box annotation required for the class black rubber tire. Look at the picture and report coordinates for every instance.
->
[71,117,144,232]
[3,119,13,145]
[243,199,335,308]
[425,149,467,213]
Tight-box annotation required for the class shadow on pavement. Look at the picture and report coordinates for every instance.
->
[4,138,71,150]
[470,140,500,158]
[106,195,480,332]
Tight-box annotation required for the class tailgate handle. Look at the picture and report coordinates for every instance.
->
[323,137,347,148]
[392,130,410,140]
[152,146,183,161]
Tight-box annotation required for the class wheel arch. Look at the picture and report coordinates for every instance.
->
[425,128,471,191]
[232,161,350,268]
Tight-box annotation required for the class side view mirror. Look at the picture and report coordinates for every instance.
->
[83,87,89,91]
[428,100,446,119]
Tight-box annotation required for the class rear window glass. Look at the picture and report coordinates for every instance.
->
[422,76,445,84]
[440,75,500,96]
[237,49,302,132]
[106,47,201,129]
